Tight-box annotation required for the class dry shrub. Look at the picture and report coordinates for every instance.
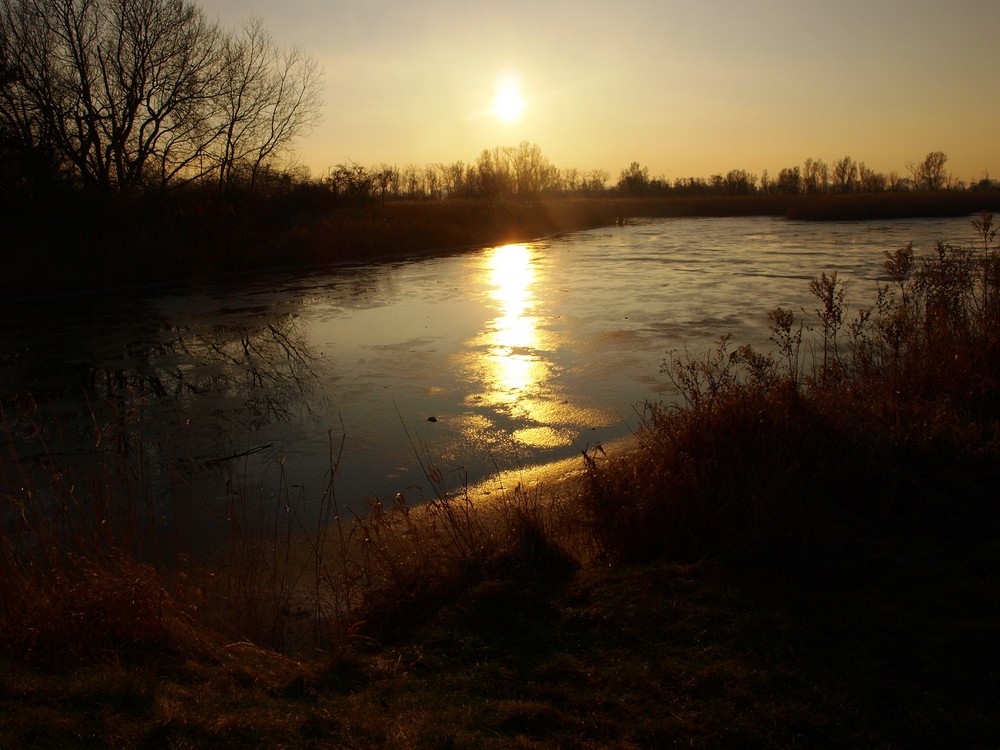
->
[0,403,214,668]
[582,384,861,569]
[0,544,207,669]
[313,474,577,643]
[582,213,1000,570]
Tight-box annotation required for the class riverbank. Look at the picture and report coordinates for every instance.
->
[4,190,999,296]
[1,490,995,748]
[3,213,1000,746]
[4,203,1000,747]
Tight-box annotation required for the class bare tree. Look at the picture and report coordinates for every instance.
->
[775,165,801,194]
[0,27,60,191]
[474,146,514,199]
[325,161,371,202]
[0,0,320,193]
[439,160,467,197]
[400,164,423,199]
[581,168,608,194]
[513,141,557,196]
[371,163,398,202]
[0,0,225,192]
[803,157,829,193]
[908,151,950,191]
[217,18,321,192]
[857,162,887,192]
[618,161,649,195]
[833,156,858,192]
[724,169,756,194]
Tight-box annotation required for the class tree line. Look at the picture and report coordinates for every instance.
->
[324,143,610,204]
[321,148,989,205]
[0,0,990,206]
[614,150,972,197]
[0,0,321,197]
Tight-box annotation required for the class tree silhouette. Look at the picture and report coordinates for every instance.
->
[833,156,858,192]
[618,161,650,196]
[0,0,320,193]
[908,151,950,191]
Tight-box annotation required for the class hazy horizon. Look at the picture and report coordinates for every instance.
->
[196,0,1000,183]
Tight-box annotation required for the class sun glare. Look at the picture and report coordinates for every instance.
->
[492,77,524,123]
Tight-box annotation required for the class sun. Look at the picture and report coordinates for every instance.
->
[492,76,524,123]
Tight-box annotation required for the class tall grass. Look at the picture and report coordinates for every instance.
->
[0,396,576,663]
[579,211,1000,570]
[0,399,214,668]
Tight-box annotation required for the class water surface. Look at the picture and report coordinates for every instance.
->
[1,215,979,534]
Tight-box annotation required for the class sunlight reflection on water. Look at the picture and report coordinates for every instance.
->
[1,215,983,534]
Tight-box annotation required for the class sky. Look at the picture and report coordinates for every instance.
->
[196,0,1000,184]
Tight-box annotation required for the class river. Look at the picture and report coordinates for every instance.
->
[0,214,981,550]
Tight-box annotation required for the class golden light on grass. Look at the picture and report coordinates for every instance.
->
[491,75,524,123]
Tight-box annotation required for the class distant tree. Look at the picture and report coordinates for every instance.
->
[512,141,558,196]
[474,146,514,199]
[908,151,950,191]
[371,163,399,202]
[561,167,579,192]
[971,172,997,191]
[326,162,372,203]
[887,171,908,191]
[648,175,671,194]
[423,164,442,199]
[775,166,802,194]
[581,169,608,194]
[833,156,858,192]
[857,162,887,192]
[724,169,756,194]
[399,164,423,198]
[803,157,829,193]
[439,160,468,197]
[617,161,650,195]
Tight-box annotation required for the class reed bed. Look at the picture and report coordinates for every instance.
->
[5,190,999,295]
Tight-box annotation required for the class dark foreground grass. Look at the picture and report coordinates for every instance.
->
[1,541,995,748]
[2,213,1000,747]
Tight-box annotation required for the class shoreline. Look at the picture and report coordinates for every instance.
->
[5,191,999,297]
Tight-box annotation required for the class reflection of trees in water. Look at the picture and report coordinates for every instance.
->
[91,313,320,432]
[1,307,322,567]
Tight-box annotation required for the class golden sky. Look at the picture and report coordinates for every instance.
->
[198,0,1000,184]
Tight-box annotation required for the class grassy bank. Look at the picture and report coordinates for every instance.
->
[1,214,999,747]
[2,548,993,748]
[4,190,999,296]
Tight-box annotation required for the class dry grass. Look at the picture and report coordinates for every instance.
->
[2,212,999,747]
[5,213,999,655]
[0,395,576,670]
[579,211,1000,572]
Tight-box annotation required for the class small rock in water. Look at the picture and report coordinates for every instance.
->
[427,416,438,422]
